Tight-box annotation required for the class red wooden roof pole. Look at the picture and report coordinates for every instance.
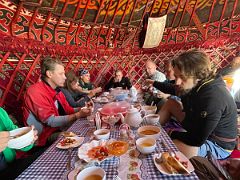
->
[85,0,106,76]
[112,0,131,47]
[175,0,188,40]
[205,0,216,39]
[188,0,198,26]
[10,0,24,36]
[229,0,238,36]
[17,54,41,100]
[149,0,159,17]
[75,0,91,46]
[162,0,173,43]
[122,0,138,49]
[66,0,82,44]
[106,0,121,49]
[41,0,58,41]
[170,0,182,28]
[96,0,113,48]
[217,0,228,37]
[184,0,198,42]
[157,0,164,16]
[86,0,105,47]
[0,54,26,106]
[27,0,42,39]
[104,0,116,49]
[81,0,91,20]
[54,0,70,44]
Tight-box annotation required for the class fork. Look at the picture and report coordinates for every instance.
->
[67,148,73,171]
[155,140,163,164]
[162,140,176,157]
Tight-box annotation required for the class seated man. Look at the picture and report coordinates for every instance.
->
[78,68,102,95]
[217,54,240,108]
[144,60,166,105]
[61,70,92,108]
[22,57,91,147]
[158,49,237,159]
[105,70,132,90]
[0,108,38,179]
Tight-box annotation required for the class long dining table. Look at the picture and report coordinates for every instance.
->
[17,101,199,180]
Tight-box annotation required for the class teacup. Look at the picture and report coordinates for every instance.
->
[136,137,156,154]
[94,129,110,140]
[141,105,157,115]
[77,166,106,180]
[143,114,160,125]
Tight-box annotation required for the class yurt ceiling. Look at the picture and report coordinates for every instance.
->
[1,0,240,52]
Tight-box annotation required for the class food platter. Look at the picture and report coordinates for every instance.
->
[153,151,194,175]
[78,140,113,164]
[56,136,84,149]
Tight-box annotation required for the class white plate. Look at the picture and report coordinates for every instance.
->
[78,140,113,164]
[56,136,84,149]
[153,151,194,175]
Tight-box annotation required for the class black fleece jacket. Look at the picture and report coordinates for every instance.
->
[169,77,237,150]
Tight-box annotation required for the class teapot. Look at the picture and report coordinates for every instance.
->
[119,105,143,128]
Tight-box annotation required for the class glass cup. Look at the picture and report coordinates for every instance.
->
[107,139,129,169]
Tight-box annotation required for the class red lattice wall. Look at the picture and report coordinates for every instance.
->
[0,33,239,122]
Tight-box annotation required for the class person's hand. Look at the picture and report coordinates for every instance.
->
[88,90,95,97]
[145,79,154,86]
[221,159,240,180]
[79,107,92,118]
[0,131,10,152]
[156,91,170,99]
[30,125,38,144]
[92,87,102,94]
[86,100,94,111]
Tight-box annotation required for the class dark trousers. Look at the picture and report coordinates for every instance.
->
[0,147,47,179]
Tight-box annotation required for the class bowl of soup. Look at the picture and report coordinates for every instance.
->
[136,137,156,154]
[77,166,106,180]
[94,129,110,140]
[137,125,161,139]
[141,105,157,115]
[8,127,34,149]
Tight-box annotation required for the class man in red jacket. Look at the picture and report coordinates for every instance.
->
[22,57,91,146]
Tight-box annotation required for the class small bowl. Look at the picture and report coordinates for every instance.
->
[8,127,34,149]
[137,125,161,139]
[94,129,110,140]
[143,114,160,125]
[136,137,156,154]
[141,105,157,115]
[77,166,106,180]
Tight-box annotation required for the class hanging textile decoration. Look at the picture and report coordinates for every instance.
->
[143,15,167,48]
